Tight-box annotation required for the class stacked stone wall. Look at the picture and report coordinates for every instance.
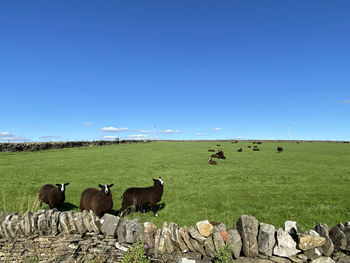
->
[0,210,349,262]
[0,140,152,152]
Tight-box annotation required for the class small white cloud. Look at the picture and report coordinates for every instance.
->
[128,134,149,140]
[195,133,204,136]
[0,132,30,142]
[101,135,119,140]
[138,129,153,133]
[0,132,11,137]
[40,136,61,139]
[341,100,350,104]
[100,127,129,132]
[84,122,93,126]
[162,129,180,133]
[213,128,222,131]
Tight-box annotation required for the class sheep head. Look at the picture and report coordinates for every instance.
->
[55,183,69,192]
[98,184,114,195]
[153,177,164,188]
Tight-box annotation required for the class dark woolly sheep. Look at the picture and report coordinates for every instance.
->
[247,145,252,148]
[208,149,215,152]
[80,184,114,217]
[38,183,69,209]
[208,158,217,165]
[211,153,220,158]
[216,144,221,146]
[277,146,283,153]
[237,148,243,152]
[253,147,260,151]
[217,149,226,159]
[120,177,164,217]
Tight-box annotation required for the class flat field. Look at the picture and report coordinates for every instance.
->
[0,141,349,230]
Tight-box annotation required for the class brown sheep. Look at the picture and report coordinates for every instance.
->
[38,183,69,209]
[211,153,220,158]
[80,184,114,217]
[208,158,217,165]
[120,177,164,217]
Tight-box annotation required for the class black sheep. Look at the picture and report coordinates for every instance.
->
[80,184,114,217]
[120,177,164,217]
[217,149,226,159]
[277,146,283,153]
[38,183,69,209]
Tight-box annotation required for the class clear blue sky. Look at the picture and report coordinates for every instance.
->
[1,1,349,142]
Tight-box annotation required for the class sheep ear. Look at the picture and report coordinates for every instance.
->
[152,179,156,182]
[98,184,103,188]
[108,184,114,188]
[55,184,60,187]
[64,183,69,186]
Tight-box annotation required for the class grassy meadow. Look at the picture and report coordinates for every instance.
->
[0,141,349,230]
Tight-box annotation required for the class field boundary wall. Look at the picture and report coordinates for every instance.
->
[0,140,152,152]
[0,210,349,262]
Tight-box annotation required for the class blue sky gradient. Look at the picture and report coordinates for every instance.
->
[1,1,349,142]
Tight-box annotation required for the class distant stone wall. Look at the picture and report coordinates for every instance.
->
[0,140,152,152]
[0,210,349,262]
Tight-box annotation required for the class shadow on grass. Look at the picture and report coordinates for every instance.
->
[60,202,79,211]
[112,202,166,217]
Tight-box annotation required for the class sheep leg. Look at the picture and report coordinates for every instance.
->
[39,201,42,208]
[151,202,158,217]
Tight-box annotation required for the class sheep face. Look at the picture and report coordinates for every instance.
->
[55,183,69,193]
[153,177,164,187]
[98,184,114,195]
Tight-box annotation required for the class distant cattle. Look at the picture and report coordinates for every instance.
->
[237,148,242,152]
[277,146,283,153]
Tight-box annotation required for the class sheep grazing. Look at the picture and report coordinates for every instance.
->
[217,149,226,159]
[211,153,220,158]
[208,158,217,165]
[38,183,69,209]
[253,147,260,151]
[80,184,114,217]
[208,149,215,152]
[216,144,221,146]
[247,145,252,148]
[120,177,164,217]
[277,146,283,153]
[237,148,243,152]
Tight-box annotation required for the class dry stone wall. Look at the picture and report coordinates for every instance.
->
[0,140,151,152]
[0,210,350,262]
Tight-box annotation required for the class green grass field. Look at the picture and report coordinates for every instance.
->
[0,141,349,230]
